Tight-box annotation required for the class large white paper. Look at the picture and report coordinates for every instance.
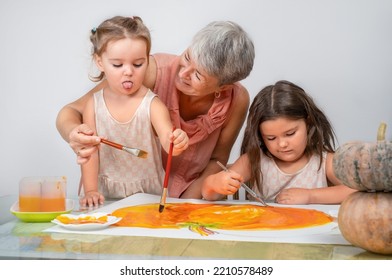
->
[44,193,349,245]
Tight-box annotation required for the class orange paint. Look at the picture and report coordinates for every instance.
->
[56,215,108,224]
[112,203,333,235]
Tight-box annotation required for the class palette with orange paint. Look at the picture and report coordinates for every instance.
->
[112,202,333,236]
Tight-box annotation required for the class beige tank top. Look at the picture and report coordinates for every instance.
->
[252,152,328,201]
[94,89,164,199]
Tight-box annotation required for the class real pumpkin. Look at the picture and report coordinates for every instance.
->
[334,122,392,255]
[333,122,392,192]
[338,191,392,255]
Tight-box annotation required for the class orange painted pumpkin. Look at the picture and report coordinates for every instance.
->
[334,123,392,255]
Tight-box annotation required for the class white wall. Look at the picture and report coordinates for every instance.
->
[1,0,391,197]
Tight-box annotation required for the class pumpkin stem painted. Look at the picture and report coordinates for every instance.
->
[377,122,387,141]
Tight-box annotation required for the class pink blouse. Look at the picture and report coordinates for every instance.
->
[153,53,243,197]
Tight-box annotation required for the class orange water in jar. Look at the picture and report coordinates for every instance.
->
[19,196,41,212]
[19,176,67,212]
[41,176,67,212]
[41,197,66,212]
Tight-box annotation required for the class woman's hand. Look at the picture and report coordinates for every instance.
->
[69,124,101,164]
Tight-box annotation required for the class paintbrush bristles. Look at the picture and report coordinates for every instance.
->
[122,147,148,158]
[101,138,148,158]
[158,204,165,213]
[137,150,148,159]
[159,188,168,213]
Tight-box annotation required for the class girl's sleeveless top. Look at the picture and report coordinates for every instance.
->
[94,89,164,199]
[252,152,328,201]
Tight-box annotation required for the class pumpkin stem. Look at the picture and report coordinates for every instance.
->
[377,122,387,141]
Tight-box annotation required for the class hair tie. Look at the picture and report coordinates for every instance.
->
[91,27,97,34]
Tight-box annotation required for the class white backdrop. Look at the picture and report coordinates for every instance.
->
[1,0,391,197]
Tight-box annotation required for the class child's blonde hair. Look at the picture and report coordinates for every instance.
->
[89,16,151,82]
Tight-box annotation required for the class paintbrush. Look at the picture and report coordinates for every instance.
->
[159,129,175,213]
[100,138,148,159]
[216,161,268,206]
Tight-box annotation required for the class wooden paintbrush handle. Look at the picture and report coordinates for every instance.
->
[163,127,175,188]
[101,138,123,150]
[163,142,174,188]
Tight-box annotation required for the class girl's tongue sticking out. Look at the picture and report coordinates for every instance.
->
[122,81,133,89]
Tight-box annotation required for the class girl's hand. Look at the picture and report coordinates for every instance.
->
[275,188,311,204]
[69,124,101,165]
[79,190,105,208]
[172,128,189,154]
[212,170,243,196]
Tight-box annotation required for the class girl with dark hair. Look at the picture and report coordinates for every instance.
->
[202,80,355,204]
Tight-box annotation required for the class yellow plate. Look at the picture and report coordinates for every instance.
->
[10,199,74,223]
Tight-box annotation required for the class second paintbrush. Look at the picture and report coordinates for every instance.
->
[100,138,148,159]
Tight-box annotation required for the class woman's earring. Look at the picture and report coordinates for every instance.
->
[214,91,221,99]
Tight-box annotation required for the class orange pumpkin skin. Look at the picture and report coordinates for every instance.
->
[338,191,392,255]
[332,141,392,192]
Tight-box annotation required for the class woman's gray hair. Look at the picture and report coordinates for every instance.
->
[189,21,255,85]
